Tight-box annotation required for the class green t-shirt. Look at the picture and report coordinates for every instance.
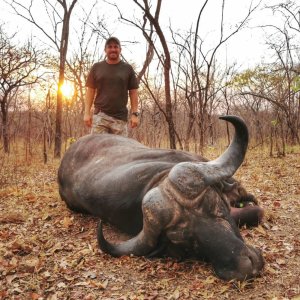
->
[86,60,139,121]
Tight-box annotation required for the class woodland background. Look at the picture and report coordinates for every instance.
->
[0,0,300,299]
[0,0,299,157]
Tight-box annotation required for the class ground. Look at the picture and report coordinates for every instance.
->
[0,146,299,300]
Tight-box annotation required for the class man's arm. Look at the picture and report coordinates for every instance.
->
[84,87,96,127]
[129,89,139,128]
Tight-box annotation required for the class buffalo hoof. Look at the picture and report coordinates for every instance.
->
[230,205,264,227]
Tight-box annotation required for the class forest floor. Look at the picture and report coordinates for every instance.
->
[0,144,299,300]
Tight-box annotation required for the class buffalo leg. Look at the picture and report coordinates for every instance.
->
[230,205,264,227]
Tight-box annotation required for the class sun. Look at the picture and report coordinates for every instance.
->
[60,81,74,98]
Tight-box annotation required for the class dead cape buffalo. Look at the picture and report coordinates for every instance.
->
[58,115,264,281]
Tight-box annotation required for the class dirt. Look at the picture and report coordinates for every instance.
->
[0,147,299,299]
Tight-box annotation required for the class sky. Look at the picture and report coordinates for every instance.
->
[0,0,284,70]
[96,0,283,69]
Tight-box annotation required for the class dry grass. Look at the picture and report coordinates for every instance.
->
[0,144,299,299]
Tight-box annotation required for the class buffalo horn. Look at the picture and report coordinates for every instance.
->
[97,221,158,257]
[204,115,249,184]
[168,115,249,198]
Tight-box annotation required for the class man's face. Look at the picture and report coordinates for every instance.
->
[105,42,121,61]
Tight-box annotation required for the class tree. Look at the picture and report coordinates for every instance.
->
[8,0,79,157]
[266,1,300,145]
[170,0,258,151]
[131,0,177,148]
[64,2,107,139]
[233,1,300,153]
[0,25,41,153]
[232,64,299,155]
[108,0,177,148]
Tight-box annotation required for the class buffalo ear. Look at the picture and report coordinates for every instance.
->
[168,162,208,198]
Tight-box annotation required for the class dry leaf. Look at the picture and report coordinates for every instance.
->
[43,271,51,278]
[24,193,37,202]
[254,225,267,236]
[0,291,8,299]
[83,271,97,279]
[57,282,67,288]
[10,241,32,255]
[30,293,41,300]
[276,258,286,265]
[90,279,108,289]
[204,276,217,285]
[47,293,58,300]
[199,291,215,298]
[19,257,40,273]
[47,243,63,254]
[75,281,90,286]
[273,201,281,207]
[220,285,230,294]
[42,212,52,221]
[64,275,76,281]
[62,216,73,228]
[266,266,278,274]
[78,248,92,256]
[271,225,279,231]
[101,279,109,289]
[171,289,180,299]
[0,213,25,224]
[6,274,19,284]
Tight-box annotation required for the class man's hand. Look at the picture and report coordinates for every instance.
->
[130,115,139,128]
[84,113,92,127]
[84,87,96,128]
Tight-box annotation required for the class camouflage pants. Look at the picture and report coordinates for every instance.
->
[92,112,128,137]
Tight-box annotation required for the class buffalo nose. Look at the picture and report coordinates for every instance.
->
[214,245,264,281]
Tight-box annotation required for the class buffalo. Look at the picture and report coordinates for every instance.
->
[58,115,264,281]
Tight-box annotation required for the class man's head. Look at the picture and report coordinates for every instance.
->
[105,37,121,47]
[105,37,121,64]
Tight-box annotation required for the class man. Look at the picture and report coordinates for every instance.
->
[84,37,139,136]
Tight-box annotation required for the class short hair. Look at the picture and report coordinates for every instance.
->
[105,37,121,47]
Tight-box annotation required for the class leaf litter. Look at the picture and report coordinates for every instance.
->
[0,148,299,299]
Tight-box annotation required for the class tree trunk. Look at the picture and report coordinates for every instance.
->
[164,59,176,149]
[54,17,68,158]
[1,99,9,153]
[269,126,273,157]
[54,0,78,158]
[54,72,64,158]
[43,125,48,164]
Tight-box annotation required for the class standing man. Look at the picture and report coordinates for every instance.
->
[84,37,139,136]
